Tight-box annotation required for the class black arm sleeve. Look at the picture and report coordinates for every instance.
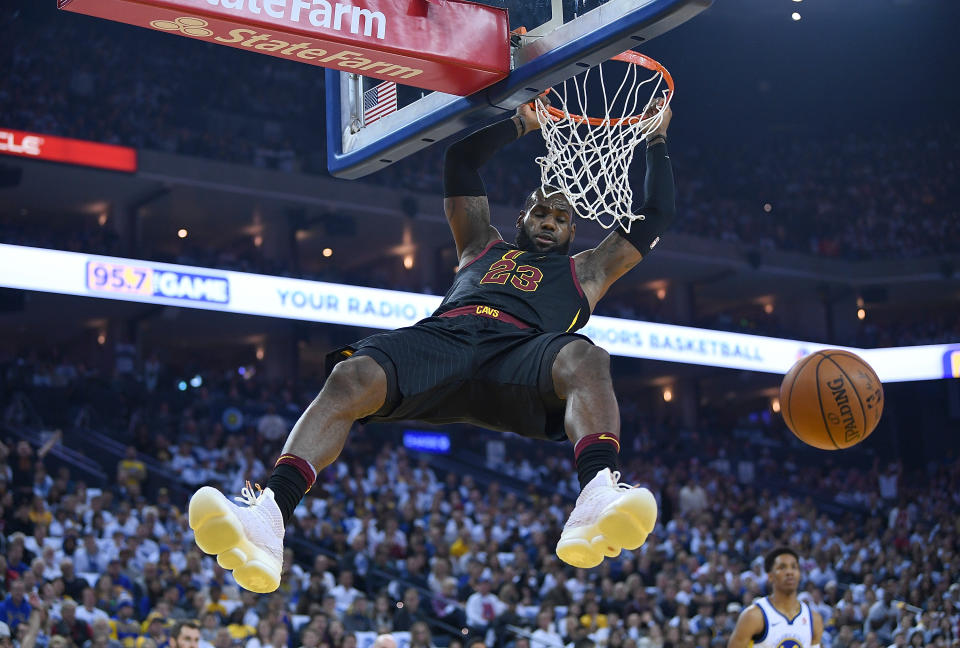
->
[616,140,676,253]
[443,117,520,198]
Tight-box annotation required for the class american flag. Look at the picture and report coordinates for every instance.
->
[363,81,398,125]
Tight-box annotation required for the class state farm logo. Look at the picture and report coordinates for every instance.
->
[150,17,214,37]
[145,13,421,79]
[0,131,43,156]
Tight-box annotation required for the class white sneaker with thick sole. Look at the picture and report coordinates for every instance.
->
[556,468,657,569]
[189,483,284,593]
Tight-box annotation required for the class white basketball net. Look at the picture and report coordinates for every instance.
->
[534,57,671,231]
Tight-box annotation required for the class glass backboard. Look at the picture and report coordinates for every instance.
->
[325,0,711,179]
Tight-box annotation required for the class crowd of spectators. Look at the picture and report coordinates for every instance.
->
[2,347,959,648]
[668,125,960,261]
[0,5,321,171]
[851,314,960,349]
[3,5,959,262]
[0,220,122,261]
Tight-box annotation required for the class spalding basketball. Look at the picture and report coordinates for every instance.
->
[779,349,884,450]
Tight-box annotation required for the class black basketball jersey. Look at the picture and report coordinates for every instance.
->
[434,240,591,332]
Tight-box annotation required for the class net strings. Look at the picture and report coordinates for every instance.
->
[535,61,669,231]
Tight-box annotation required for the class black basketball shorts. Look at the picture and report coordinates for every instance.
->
[325,308,592,442]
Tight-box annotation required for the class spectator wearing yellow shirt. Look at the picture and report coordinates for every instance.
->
[27,495,52,527]
[110,600,141,648]
[225,610,256,644]
[202,585,228,619]
[580,600,608,631]
[117,447,147,495]
[137,612,169,648]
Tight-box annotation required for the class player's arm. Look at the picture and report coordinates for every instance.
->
[812,609,824,646]
[443,105,539,265]
[574,103,675,309]
[727,605,765,648]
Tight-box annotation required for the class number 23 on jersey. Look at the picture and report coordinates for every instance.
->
[479,250,543,292]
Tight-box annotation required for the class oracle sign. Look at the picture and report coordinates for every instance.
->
[0,128,137,172]
[0,131,43,157]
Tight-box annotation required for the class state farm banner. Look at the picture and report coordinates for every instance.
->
[0,128,137,172]
[58,0,510,95]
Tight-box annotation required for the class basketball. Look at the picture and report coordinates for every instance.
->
[779,350,884,450]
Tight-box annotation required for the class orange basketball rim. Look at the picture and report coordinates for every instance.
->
[540,51,675,126]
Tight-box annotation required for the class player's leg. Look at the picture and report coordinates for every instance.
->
[550,339,658,569]
[281,354,388,474]
[188,355,386,593]
[550,339,621,457]
[264,354,388,519]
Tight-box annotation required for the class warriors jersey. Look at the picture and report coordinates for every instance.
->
[434,240,591,333]
[751,597,816,648]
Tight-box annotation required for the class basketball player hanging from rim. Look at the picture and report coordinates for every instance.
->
[187,95,676,593]
[728,547,824,648]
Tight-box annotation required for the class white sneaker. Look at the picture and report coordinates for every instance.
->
[555,468,657,569]
[189,482,284,593]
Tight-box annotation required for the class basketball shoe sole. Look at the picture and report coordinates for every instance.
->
[556,469,657,569]
[189,485,283,593]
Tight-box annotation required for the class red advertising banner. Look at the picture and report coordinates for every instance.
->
[0,128,137,173]
[58,0,510,96]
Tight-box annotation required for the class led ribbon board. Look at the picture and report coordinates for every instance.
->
[0,128,137,172]
[57,0,509,96]
[0,244,953,382]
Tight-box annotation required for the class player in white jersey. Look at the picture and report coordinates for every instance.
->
[728,547,824,648]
